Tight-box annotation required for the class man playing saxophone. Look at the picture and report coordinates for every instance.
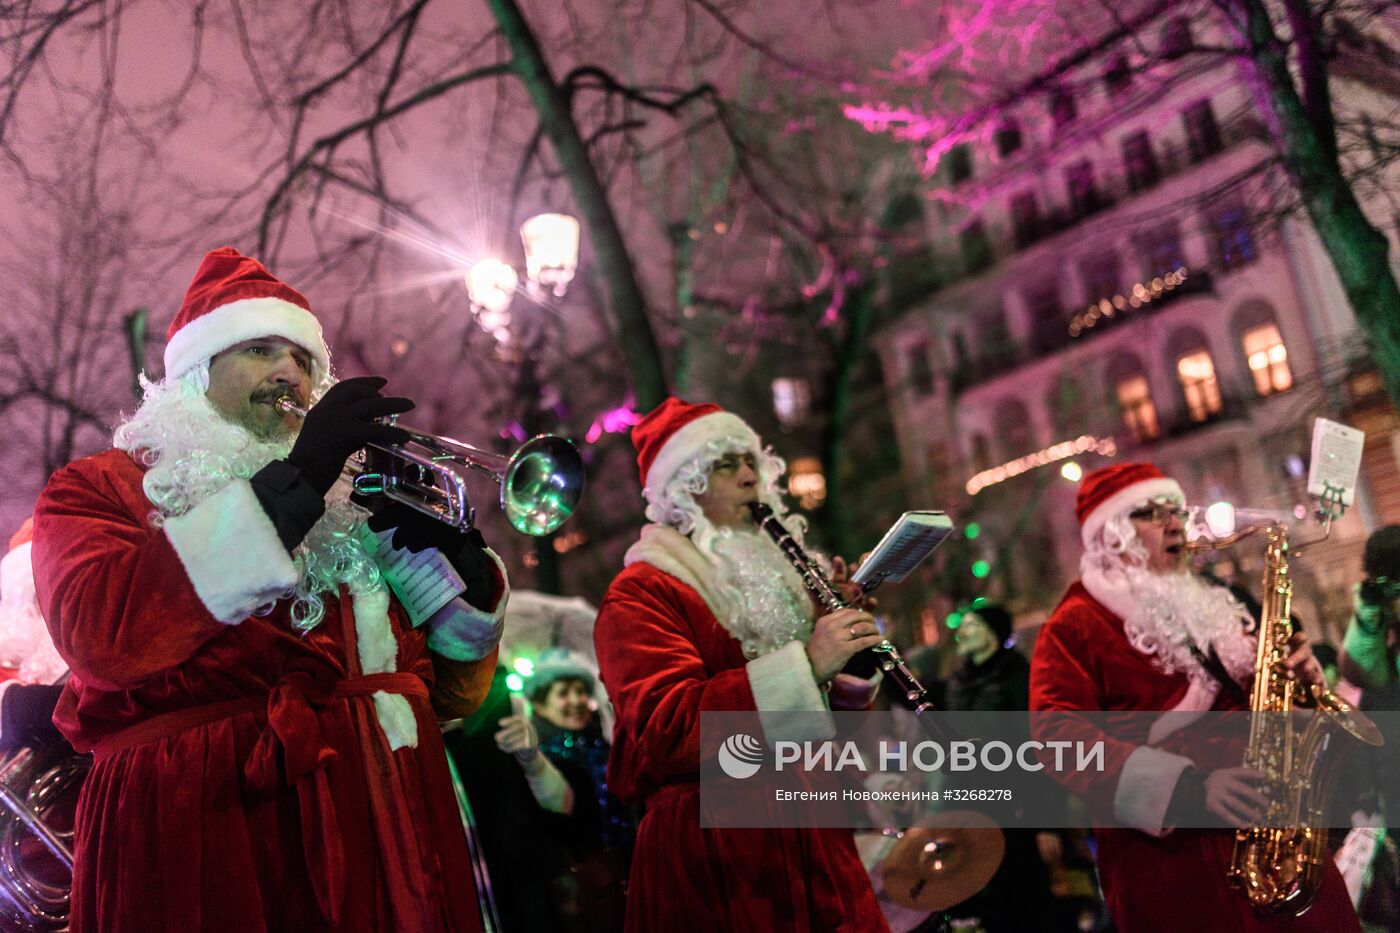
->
[1029,462,1357,931]
[593,397,889,931]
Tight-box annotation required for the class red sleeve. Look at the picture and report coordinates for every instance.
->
[32,458,228,691]
[594,569,754,786]
[1029,607,1191,833]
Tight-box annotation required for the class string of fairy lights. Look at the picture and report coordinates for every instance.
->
[1068,267,1190,337]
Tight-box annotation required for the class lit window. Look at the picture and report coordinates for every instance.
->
[1176,350,1223,421]
[1115,373,1160,442]
[1242,323,1292,395]
[771,378,811,425]
[787,457,827,509]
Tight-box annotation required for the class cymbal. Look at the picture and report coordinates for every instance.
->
[879,811,1006,913]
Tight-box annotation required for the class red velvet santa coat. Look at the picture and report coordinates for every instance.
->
[1030,581,1358,932]
[594,525,888,933]
[32,449,506,933]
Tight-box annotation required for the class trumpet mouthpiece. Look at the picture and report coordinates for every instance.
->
[274,397,308,418]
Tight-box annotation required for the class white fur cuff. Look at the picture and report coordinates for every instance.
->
[746,640,835,743]
[1113,745,1193,837]
[163,479,298,624]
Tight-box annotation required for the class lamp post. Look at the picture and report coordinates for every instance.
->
[462,212,581,593]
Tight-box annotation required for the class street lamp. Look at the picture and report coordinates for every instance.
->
[519,212,580,299]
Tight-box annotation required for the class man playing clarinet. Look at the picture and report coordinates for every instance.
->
[593,397,888,932]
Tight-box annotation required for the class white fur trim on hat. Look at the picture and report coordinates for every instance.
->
[642,411,759,500]
[164,296,330,380]
[1080,477,1183,548]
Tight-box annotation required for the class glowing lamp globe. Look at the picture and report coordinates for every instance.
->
[520,213,580,298]
[465,258,518,316]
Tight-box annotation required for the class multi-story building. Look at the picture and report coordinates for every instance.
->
[875,10,1400,642]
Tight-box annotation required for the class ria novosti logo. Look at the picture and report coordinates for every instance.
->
[717,733,764,779]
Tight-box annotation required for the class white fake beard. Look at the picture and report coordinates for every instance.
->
[1120,566,1258,687]
[115,374,380,630]
[705,527,815,659]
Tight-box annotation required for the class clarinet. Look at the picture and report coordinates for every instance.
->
[748,502,937,714]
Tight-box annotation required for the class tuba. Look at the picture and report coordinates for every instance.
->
[1205,520,1382,915]
[0,682,87,931]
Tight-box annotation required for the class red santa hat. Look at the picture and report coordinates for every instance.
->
[632,397,759,499]
[163,247,330,381]
[1077,462,1183,546]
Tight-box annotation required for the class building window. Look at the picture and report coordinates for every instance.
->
[1066,160,1103,219]
[1209,202,1258,271]
[1184,99,1223,162]
[1026,282,1067,354]
[908,344,935,396]
[970,434,993,474]
[947,144,973,184]
[1162,17,1193,57]
[1116,373,1160,442]
[1139,224,1187,276]
[979,310,1015,373]
[961,219,993,274]
[787,458,827,509]
[1122,131,1160,192]
[1176,349,1224,421]
[1104,54,1132,97]
[1050,88,1077,128]
[1080,251,1122,304]
[1242,323,1293,395]
[1011,191,1043,248]
[995,120,1023,158]
[771,378,811,425]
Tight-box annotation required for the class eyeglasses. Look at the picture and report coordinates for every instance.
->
[1128,502,1189,525]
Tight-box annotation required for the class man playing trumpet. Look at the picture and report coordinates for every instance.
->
[593,397,888,931]
[32,247,508,932]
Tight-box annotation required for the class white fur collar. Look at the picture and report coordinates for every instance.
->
[624,524,730,623]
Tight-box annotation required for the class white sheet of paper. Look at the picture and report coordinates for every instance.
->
[359,524,466,627]
[1307,418,1364,506]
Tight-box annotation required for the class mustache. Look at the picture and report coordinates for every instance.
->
[251,386,298,405]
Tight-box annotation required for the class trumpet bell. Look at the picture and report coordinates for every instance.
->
[501,436,585,536]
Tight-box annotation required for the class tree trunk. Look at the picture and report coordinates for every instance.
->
[818,284,876,559]
[486,0,670,412]
[1228,0,1400,409]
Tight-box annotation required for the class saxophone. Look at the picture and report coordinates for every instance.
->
[1226,522,1382,915]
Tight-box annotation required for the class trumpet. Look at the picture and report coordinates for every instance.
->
[275,398,584,537]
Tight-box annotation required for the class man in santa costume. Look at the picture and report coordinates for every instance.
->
[31,247,508,932]
[1030,462,1357,931]
[594,397,889,932]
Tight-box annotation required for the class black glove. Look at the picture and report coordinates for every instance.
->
[1165,765,1209,826]
[365,501,495,609]
[286,376,414,496]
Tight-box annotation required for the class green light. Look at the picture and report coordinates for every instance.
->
[513,657,536,678]
[971,596,988,610]
[964,522,981,540]
[971,559,991,579]
[946,611,964,629]
[505,673,525,692]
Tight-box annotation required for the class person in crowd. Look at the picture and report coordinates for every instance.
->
[495,648,633,930]
[31,247,507,932]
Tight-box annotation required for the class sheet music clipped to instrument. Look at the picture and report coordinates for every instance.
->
[358,525,466,627]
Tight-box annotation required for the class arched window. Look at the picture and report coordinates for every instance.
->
[1233,301,1293,396]
[1167,327,1223,422]
[1047,374,1091,435]
[1105,352,1159,442]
